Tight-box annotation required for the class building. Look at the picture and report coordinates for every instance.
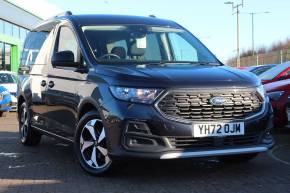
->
[0,0,62,72]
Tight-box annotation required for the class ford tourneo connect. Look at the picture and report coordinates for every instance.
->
[18,12,275,175]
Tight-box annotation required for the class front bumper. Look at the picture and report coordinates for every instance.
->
[0,96,12,112]
[10,95,17,111]
[101,92,274,160]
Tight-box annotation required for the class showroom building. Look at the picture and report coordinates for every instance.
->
[0,0,42,72]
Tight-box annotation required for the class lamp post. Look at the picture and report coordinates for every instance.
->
[241,12,270,56]
[225,0,244,68]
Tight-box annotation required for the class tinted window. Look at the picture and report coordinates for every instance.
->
[259,63,290,80]
[251,66,274,76]
[0,73,16,84]
[57,26,79,62]
[21,32,49,66]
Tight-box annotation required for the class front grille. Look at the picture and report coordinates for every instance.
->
[168,132,261,150]
[157,90,263,121]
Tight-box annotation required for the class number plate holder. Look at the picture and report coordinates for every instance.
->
[193,122,245,138]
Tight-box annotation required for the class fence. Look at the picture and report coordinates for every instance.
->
[227,49,290,67]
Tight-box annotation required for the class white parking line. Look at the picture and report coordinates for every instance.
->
[268,145,290,166]
[0,137,18,139]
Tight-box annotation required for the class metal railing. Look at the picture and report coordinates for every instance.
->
[227,49,290,67]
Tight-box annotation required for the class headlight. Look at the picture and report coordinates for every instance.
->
[110,86,163,104]
[0,91,10,101]
[256,85,266,99]
[267,91,285,101]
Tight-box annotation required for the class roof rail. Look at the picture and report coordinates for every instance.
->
[149,15,156,18]
[54,11,73,18]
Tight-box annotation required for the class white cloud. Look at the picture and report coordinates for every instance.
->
[6,0,63,19]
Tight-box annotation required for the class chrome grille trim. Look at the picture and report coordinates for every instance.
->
[155,88,266,123]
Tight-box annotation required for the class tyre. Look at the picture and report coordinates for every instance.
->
[0,112,3,117]
[74,110,113,176]
[19,102,42,146]
[218,153,258,163]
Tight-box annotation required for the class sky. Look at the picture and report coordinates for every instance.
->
[9,0,290,62]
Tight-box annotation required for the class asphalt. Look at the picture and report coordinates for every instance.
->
[0,112,290,193]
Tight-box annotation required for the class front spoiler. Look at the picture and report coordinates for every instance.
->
[160,146,269,159]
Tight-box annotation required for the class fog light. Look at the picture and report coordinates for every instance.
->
[262,132,274,145]
[126,121,151,134]
[128,136,157,147]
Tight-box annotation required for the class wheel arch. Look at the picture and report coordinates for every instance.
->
[78,98,101,121]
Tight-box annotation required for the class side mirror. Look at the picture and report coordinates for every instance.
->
[18,66,30,74]
[52,51,78,68]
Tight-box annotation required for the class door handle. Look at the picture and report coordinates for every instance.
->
[41,80,46,87]
[48,81,55,88]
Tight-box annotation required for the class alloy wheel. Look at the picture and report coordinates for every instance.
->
[80,119,111,169]
[20,107,28,142]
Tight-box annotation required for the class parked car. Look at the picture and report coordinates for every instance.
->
[247,64,276,76]
[17,13,274,175]
[0,85,12,117]
[0,71,18,110]
[287,97,290,125]
[238,64,275,76]
[264,79,290,127]
[260,62,290,84]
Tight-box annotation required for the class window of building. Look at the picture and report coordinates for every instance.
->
[12,25,20,38]
[5,44,11,71]
[0,42,4,70]
[4,21,13,36]
[0,20,4,34]
[20,28,28,44]
[0,43,11,71]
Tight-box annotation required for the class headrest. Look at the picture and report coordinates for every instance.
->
[111,47,126,59]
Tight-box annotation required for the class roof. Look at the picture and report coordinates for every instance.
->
[34,14,181,31]
[70,15,180,27]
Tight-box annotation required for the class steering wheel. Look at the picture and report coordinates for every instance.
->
[99,53,121,60]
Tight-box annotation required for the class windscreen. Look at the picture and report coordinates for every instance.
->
[81,25,218,64]
[0,73,16,84]
[259,63,290,80]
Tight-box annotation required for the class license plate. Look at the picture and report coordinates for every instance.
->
[287,109,290,122]
[193,122,245,137]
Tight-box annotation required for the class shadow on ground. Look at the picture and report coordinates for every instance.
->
[0,114,290,193]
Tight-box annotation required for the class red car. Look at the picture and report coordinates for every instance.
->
[264,79,290,127]
[260,62,290,84]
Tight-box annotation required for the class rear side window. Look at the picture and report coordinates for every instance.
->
[21,31,49,66]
